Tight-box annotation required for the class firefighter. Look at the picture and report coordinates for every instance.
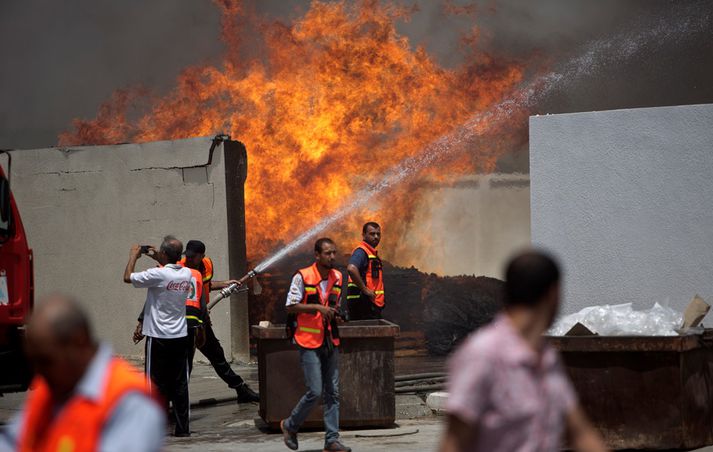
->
[280,238,351,452]
[346,222,385,320]
[3,294,165,451]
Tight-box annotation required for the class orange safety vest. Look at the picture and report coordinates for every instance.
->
[184,268,204,326]
[347,241,385,307]
[18,357,156,452]
[293,263,342,349]
[179,256,213,290]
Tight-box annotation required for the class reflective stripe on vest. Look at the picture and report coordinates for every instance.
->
[18,358,157,452]
[293,263,342,349]
[347,242,385,307]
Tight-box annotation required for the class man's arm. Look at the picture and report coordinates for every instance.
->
[346,249,375,300]
[285,273,336,321]
[439,414,476,452]
[566,405,608,452]
[123,245,142,283]
[286,302,336,321]
[210,279,240,291]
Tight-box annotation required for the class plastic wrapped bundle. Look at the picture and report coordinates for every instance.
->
[549,302,682,336]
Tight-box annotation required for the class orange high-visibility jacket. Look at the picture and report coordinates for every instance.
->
[185,268,204,326]
[179,256,213,289]
[18,357,155,452]
[293,263,342,349]
[347,241,385,307]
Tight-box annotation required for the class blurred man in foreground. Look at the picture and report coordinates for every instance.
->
[0,294,165,452]
[439,250,607,452]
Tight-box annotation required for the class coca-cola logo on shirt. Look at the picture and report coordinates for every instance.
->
[166,280,191,292]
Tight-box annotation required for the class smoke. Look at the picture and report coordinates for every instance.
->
[1,0,711,152]
[0,0,223,149]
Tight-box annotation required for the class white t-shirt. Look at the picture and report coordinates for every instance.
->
[131,264,192,339]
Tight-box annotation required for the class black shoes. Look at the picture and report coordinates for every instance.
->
[236,383,260,403]
[280,419,298,450]
[323,440,352,452]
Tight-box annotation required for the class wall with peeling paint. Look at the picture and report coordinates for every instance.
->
[6,137,249,359]
[530,104,713,317]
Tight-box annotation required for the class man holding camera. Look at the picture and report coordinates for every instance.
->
[123,236,193,437]
[280,238,351,452]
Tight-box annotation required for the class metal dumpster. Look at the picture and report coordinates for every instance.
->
[252,319,400,429]
[549,331,713,450]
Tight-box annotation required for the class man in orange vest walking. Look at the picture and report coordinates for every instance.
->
[1,294,165,452]
[346,222,385,320]
[280,238,351,452]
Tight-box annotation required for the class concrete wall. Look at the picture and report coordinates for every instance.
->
[398,174,531,278]
[6,137,249,359]
[530,104,713,315]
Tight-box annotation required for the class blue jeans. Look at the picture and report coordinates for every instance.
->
[284,345,340,445]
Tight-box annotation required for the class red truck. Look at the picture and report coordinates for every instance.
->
[0,151,34,393]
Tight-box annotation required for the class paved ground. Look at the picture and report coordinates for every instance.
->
[0,360,444,451]
[165,361,444,451]
[3,359,713,451]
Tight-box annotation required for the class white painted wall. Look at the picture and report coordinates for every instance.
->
[530,104,713,315]
[6,137,239,358]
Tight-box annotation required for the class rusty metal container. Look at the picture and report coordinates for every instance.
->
[549,331,713,450]
[252,319,400,429]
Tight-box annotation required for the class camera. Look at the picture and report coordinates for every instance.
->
[140,245,151,254]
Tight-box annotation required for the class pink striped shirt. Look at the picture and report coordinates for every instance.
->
[446,314,577,452]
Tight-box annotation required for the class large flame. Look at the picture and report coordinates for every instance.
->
[59,0,525,262]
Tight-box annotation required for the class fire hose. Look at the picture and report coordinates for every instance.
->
[207,269,260,311]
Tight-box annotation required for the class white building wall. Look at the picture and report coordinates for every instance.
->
[530,104,713,315]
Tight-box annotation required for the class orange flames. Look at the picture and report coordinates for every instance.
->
[59,0,525,262]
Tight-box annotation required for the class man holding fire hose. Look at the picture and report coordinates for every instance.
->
[133,239,259,404]
[280,238,351,452]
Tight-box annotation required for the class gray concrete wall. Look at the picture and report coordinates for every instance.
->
[530,104,713,315]
[398,174,531,278]
[5,137,248,359]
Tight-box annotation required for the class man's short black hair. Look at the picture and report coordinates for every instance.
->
[184,240,206,257]
[362,222,381,234]
[314,237,336,253]
[161,236,183,263]
[504,250,560,307]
